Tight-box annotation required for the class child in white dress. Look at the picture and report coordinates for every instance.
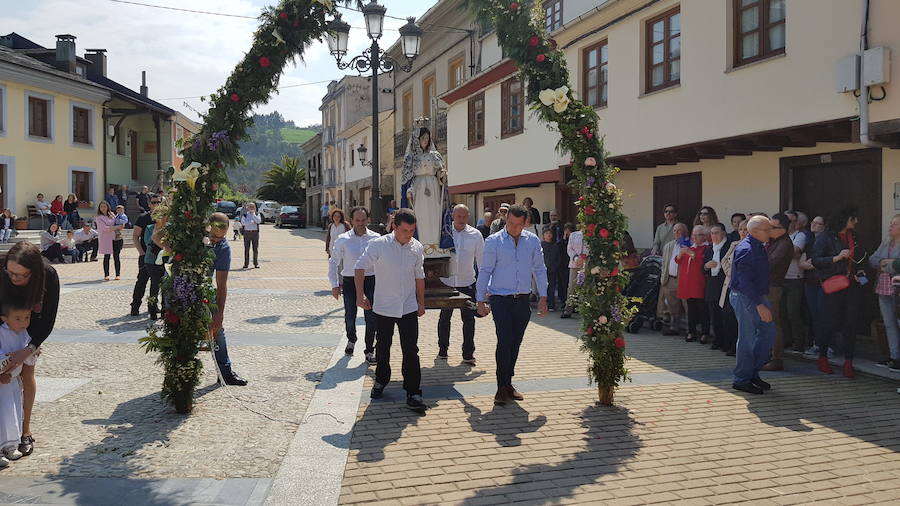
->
[0,305,32,468]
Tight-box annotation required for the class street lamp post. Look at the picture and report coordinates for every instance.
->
[327,1,422,227]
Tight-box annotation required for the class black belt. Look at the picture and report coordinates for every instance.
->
[343,275,375,279]
[492,293,531,299]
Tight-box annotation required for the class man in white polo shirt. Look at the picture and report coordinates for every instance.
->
[329,206,381,363]
[355,208,427,413]
[438,204,484,364]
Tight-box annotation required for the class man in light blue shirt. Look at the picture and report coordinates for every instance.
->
[476,205,548,405]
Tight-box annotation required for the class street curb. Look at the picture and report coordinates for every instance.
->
[265,329,366,506]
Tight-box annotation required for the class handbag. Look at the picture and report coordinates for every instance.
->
[822,274,850,294]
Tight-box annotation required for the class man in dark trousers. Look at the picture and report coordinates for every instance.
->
[130,195,160,316]
[476,205,548,405]
[438,204,484,364]
[730,215,774,395]
[355,209,427,413]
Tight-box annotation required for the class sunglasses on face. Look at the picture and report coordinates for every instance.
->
[209,222,229,230]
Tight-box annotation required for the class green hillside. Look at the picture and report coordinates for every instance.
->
[281,127,317,145]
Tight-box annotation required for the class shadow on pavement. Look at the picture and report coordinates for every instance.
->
[305,355,368,391]
[54,384,218,505]
[95,314,149,334]
[462,404,640,505]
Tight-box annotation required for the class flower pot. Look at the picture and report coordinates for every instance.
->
[14,219,27,230]
[598,385,614,406]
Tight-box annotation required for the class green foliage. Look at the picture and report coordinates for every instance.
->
[281,127,317,144]
[148,0,354,412]
[257,155,306,203]
[215,182,251,205]
[226,112,311,194]
[465,0,631,389]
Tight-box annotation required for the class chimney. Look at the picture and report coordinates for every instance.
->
[0,35,12,49]
[84,48,107,79]
[55,34,76,73]
[140,70,148,97]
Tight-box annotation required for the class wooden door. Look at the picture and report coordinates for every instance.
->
[653,172,701,235]
[482,194,516,217]
[130,130,139,180]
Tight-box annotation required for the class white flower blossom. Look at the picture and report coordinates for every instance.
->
[538,86,571,113]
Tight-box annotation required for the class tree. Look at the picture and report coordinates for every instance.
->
[257,155,305,203]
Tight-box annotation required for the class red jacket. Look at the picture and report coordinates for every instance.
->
[676,244,707,299]
[50,200,67,215]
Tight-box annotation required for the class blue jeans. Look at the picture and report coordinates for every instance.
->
[877,294,900,360]
[342,275,376,354]
[804,282,825,348]
[731,291,775,385]
[490,295,532,387]
[213,327,233,377]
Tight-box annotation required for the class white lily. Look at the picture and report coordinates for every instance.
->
[538,86,570,113]
[173,162,203,190]
[273,28,285,45]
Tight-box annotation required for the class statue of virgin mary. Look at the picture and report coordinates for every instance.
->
[400,126,453,256]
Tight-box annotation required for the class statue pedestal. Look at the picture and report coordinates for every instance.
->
[423,257,473,310]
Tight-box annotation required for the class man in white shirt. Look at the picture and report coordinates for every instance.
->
[73,221,99,262]
[437,204,485,365]
[329,207,381,363]
[355,209,427,412]
[659,223,689,335]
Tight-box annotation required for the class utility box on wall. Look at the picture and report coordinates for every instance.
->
[836,54,860,93]
[862,47,891,86]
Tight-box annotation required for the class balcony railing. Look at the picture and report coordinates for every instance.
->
[322,168,337,188]
[323,126,336,146]
[394,129,410,161]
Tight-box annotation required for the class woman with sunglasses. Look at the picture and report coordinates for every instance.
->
[693,206,719,230]
[811,206,864,378]
[0,241,60,457]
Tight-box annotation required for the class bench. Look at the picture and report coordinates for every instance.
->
[26,205,47,230]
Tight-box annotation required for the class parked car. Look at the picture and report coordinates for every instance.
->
[214,200,239,218]
[275,205,306,228]
[255,201,281,223]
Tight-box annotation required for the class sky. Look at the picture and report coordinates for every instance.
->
[2,0,431,127]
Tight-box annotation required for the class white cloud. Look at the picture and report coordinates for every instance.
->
[3,0,430,126]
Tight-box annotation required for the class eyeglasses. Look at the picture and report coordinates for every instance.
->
[3,267,31,282]
[209,222,229,230]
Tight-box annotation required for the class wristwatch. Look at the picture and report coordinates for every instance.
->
[27,344,37,352]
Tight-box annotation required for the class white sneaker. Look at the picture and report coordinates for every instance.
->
[2,446,22,461]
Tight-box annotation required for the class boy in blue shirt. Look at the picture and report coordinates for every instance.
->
[209,212,247,386]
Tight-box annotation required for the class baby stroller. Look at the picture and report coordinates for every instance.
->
[625,255,663,333]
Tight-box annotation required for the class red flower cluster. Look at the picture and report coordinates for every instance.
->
[174,253,184,262]
[584,205,596,216]
[587,327,594,336]
[510,2,519,10]
[278,12,288,19]
[580,126,594,140]
[536,54,546,63]
[529,36,540,47]
[259,56,271,68]
[230,93,240,102]
[599,228,609,238]
[586,223,597,237]
[613,337,625,348]
[165,311,180,324]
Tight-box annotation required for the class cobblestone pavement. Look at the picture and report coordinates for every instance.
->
[339,279,900,503]
[7,225,342,483]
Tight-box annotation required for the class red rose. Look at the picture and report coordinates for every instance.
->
[585,132,594,140]
[614,337,625,348]
[259,56,271,68]
[588,224,597,235]
[174,253,184,262]
[536,54,546,63]
[278,12,288,19]
[165,311,180,324]
[584,205,596,216]
[599,228,609,238]
[510,2,519,10]
[587,327,594,336]
[230,93,240,102]
[184,210,193,219]
[613,240,620,247]
[202,299,210,304]
[529,36,540,47]
[293,20,300,28]
[611,267,619,276]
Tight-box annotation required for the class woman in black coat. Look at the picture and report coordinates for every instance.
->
[702,223,731,349]
[0,241,60,456]
[811,206,864,378]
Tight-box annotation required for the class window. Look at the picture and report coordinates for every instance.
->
[73,106,90,144]
[734,0,785,66]
[175,124,184,140]
[28,96,50,138]
[72,170,92,203]
[645,7,681,93]
[544,0,563,32]
[448,56,465,90]
[583,40,609,108]
[501,78,524,138]
[402,90,413,130]
[467,92,485,148]
[0,85,6,135]
[115,126,125,155]
[423,74,436,120]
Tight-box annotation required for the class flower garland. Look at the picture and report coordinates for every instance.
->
[139,0,342,413]
[465,0,633,397]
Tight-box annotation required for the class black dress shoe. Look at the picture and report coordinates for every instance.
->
[733,382,763,394]
[18,435,34,456]
[751,377,772,391]
[130,305,140,317]
[371,382,385,399]
[242,265,249,269]
[406,394,427,413]
[221,373,248,386]
[710,343,721,350]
